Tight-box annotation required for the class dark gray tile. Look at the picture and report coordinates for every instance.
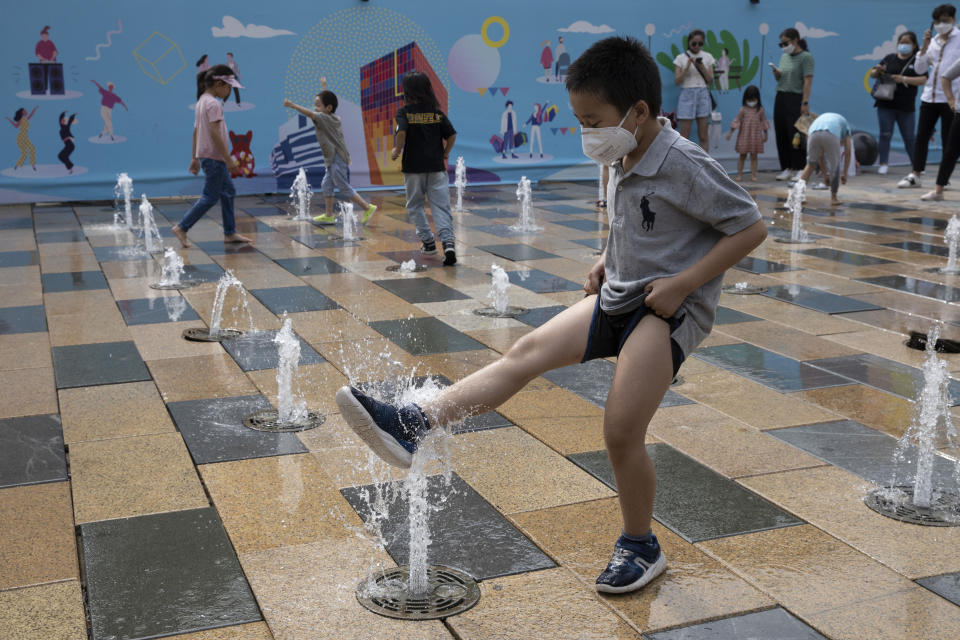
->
[52,341,151,389]
[291,233,361,250]
[274,256,347,276]
[0,305,47,334]
[551,218,608,232]
[41,270,109,293]
[372,278,470,304]
[464,206,513,219]
[92,245,153,263]
[0,218,33,230]
[855,275,960,303]
[193,240,260,256]
[81,507,261,640]
[514,305,567,328]
[232,219,274,234]
[540,203,594,214]
[507,269,582,293]
[846,202,910,213]
[766,227,828,242]
[469,224,538,238]
[917,572,960,607]
[341,473,555,580]
[240,206,285,216]
[880,241,948,257]
[0,414,66,488]
[694,343,850,392]
[370,317,486,355]
[644,607,827,640]
[220,330,325,372]
[0,250,40,266]
[735,257,800,274]
[571,237,606,250]
[379,249,440,265]
[714,306,761,324]
[895,216,948,231]
[760,285,884,314]
[116,297,200,325]
[542,359,693,409]
[248,286,340,314]
[817,220,910,235]
[181,263,226,283]
[807,353,960,405]
[35,230,87,244]
[476,244,559,261]
[796,247,895,266]
[569,444,802,542]
[166,395,308,464]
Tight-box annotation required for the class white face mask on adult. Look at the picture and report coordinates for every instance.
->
[581,109,639,166]
[935,22,954,36]
[782,43,796,55]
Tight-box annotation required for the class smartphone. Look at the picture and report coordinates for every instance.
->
[768,62,776,67]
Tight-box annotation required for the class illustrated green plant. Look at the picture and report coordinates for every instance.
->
[655,30,760,89]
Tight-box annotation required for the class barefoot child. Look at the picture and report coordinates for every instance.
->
[282,78,377,225]
[798,112,852,206]
[336,36,766,594]
[172,65,251,248]
[726,85,768,181]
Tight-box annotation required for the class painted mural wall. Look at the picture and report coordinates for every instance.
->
[0,0,928,203]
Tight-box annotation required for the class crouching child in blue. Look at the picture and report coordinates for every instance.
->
[335,36,766,594]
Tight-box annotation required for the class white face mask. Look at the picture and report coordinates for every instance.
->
[936,22,954,36]
[782,43,796,55]
[581,109,639,166]
[746,100,758,107]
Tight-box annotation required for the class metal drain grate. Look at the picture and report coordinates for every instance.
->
[721,285,768,295]
[473,306,528,319]
[149,281,197,290]
[181,327,243,342]
[242,408,325,433]
[864,486,960,526]
[386,263,429,272]
[356,565,480,620]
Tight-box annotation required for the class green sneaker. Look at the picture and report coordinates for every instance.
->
[362,204,378,224]
[312,214,336,225]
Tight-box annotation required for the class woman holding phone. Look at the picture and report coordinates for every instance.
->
[673,29,715,150]
[770,27,814,181]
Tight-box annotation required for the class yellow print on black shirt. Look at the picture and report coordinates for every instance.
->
[406,112,443,125]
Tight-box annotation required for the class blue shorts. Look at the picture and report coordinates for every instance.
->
[677,87,712,120]
[320,153,357,199]
[582,295,685,377]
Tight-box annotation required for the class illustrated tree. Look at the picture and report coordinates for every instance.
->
[656,30,759,90]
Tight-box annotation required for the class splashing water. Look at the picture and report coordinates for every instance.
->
[138,195,163,254]
[598,164,605,202]
[157,247,184,287]
[454,156,467,213]
[488,264,510,314]
[510,176,542,233]
[163,295,188,322]
[399,259,417,273]
[786,179,809,243]
[341,202,356,241]
[114,172,133,229]
[289,168,312,220]
[734,281,750,291]
[209,269,253,337]
[274,315,308,425]
[943,215,960,273]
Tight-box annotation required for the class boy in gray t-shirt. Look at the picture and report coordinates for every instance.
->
[334,37,766,595]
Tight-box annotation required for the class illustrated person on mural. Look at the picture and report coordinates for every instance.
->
[673,29,715,150]
[35,26,57,62]
[91,80,128,141]
[57,112,77,173]
[870,31,924,176]
[771,27,814,181]
[7,107,38,171]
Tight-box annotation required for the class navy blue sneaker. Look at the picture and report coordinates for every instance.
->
[335,386,430,468]
[595,534,667,594]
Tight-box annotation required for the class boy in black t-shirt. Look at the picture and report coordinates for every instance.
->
[392,71,458,265]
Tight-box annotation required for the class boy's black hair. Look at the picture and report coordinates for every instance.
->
[742,85,761,108]
[565,36,661,116]
[318,90,338,113]
[934,4,957,20]
[401,71,439,110]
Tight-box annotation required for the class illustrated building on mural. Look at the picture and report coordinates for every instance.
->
[360,41,448,185]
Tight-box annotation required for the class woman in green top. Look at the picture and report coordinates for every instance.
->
[770,27,814,180]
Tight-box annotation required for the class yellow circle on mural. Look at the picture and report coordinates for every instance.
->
[863,68,874,94]
[482,16,510,48]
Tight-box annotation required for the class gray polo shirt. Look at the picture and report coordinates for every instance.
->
[603,122,761,358]
[311,111,351,166]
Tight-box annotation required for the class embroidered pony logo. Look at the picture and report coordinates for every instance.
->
[640,191,656,231]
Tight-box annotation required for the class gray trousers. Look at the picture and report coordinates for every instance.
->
[404,171,455,245]
[806,130,841,197]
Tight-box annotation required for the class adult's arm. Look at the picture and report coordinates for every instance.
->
[801,76,813,114]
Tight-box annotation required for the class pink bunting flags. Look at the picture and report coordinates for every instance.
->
[499,87,509,96]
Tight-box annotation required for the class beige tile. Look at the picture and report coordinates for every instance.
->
[0,581,87,640]
[770,269,885,295]
[69,433,208,523]
[46,304,131,346]
[230,265,305,289]
[739,466,960,579]
[128,320,225,360]
[464,326,533,354]
[449,568,641,639]
[240,538,451,639]
[246,362,346,417]
[450,426,615,513]
[148,353,258,402]
[107,276,183,301]
[825,327,957,369]
[417,349,502,383]
[39,253,102,274]
[316,336,424,378]
[37,242,94,258]
[199,454,361,553]
[0,332,52,370]
[0,367,57,419]
[332,290,428,322]
[510,498,773,634]
[58,381,175,443]
[498,387,604,422]
[296,411,363,451]
[42,289,117,316]
[288,309,382,347]
[311,444,443,489]
[715,320,861,361]
[799,385,915,439]
[0,265,40,287]
[181,285,280,332]
[807,588,960,640]
[299,272,384,298]
[165,623,273,639]
[517,414,607,455]
[0,483,78,590]
[719,293,863,335]
[0,283,43,308]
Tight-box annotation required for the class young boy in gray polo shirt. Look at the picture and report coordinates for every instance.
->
[334,36,766,594]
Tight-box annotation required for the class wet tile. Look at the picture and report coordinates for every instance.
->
[58,381,174,443]
[879,240,948,257]
[248,285,340,314]
[715,306,762,324]
[370,316,486,355]
[846,201,911,213]
[0,581,87,640]
[499,387,605,422]
[0,482,78,590]
[799,384,914,439]
[287,308,383,346]
[116,296,201,325]
[572,236,606,250]
[181,262,226,283]
[90,245,152,262]
[507,268,582,293]
[165,622,273,639]
[512,304,568,328]
[273,255,347,275]
[551,218,608,232]
[220,329,325,371]
[518,414,609,455]
[541,358,694,408]
[476,243,560,261]
[808,588,960,640]
[199,454,361,553]
[0,217,34,230]
[167,394,308,463]
[695,343,851,392]
[856,274,960,303]
[0,250,39,266]
[646,608,827,640]
[40,270,109,293]
[569,444,802,541]
[193,240,261,256]
[148,353,259,402]
[894,216,949,230]
[807,352,960,404]
[0,305,46,334]
[818,220,911,234]
[51,340,150,389]
[0,414,66,488]
[716,320,862,361]
[719,293,863,335]
[371,277,471,303]
[342,473,556,579]
[796,247,895,266]
[81,507,261,640]
[764,226,828,242]
[0,367,57,420]
[917,571,960,606]
[735,256,801,274]
[760,284,884,314]
[0,332,51,371]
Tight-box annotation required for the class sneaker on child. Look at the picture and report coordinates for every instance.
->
[898,173,921,188]
[334,386,431,468]
[420,240,437,255]
[595,533,667,594]
[313,214,336,224]
[442,241,457,266]
[362,204,378,224]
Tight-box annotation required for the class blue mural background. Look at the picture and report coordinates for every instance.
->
[1,0,931,203]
